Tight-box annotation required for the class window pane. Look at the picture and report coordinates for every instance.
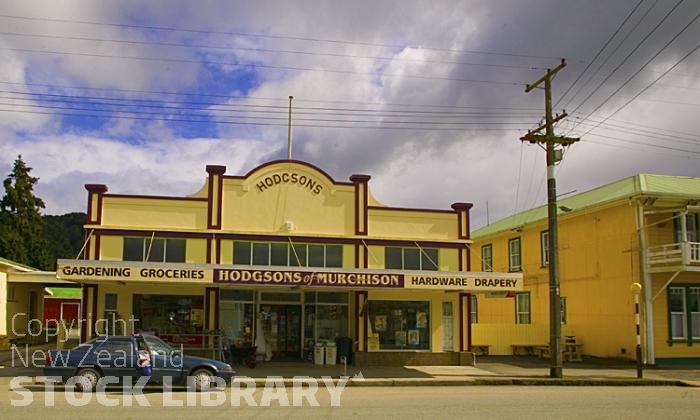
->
[252,243,269,265]
[165,239,186,262]
[385,247,402,269]
[404,248,420,270]
[325,245,343,268]
[367,300,430,350]
[290,244,307,266]
[220,290,255,301]
[308,245,325,267]
[147,238,165,262]
[481,245,492,272]
[270,243,288,266]
[671,313,686,339]
[669,288,685,312]
[421,248,438,270]
[123,237,143,261]
[105,293,118,310]
[233,242,252,265]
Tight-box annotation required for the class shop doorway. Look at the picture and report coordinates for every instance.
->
[261,304,301,360]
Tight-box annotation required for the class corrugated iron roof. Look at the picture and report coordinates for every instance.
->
[472,174,700,238]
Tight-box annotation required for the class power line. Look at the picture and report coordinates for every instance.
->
[555,0,645,108]
[1,47,526,87]
[0,90,543,119]
[577,17,700,139]
[567,0,685,126]
[0,80,541,112]
[559,0,659,111]
[1,99,539,125]
[0,107,527,131]
[0,31,543,71]
[0,14,563,61]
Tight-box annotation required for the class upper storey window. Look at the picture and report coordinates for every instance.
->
[233,241,342,268]
[385,247,438,271]
[123,237,186,262]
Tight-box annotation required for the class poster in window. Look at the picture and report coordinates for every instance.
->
[407,329,420,346]
[416,312,428,328]
[374,315,387,332]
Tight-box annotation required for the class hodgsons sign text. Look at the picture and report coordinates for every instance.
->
[255,172,323,195]
[215,269,403,288]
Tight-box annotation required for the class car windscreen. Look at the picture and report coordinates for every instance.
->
[143,335,175,355]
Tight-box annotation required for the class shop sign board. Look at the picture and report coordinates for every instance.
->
[404,272,523,291]
[56,260,211,283]
[56,260,523,291]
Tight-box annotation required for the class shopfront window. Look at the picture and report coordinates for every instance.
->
[367,300,430,350]
[132,294,204,334]
[220,290,255,347]
[304,292,349,348]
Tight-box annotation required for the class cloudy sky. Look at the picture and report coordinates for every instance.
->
[1,0,699,229]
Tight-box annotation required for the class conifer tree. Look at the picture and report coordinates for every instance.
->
[0,155,53,270]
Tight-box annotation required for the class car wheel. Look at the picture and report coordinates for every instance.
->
[191,368,214,391]
[76,367,101,392]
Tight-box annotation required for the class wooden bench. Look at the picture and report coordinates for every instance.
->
[471,345,491,356]
[511,344,545,356]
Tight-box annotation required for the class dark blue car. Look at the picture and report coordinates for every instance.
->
[43,334,235,391]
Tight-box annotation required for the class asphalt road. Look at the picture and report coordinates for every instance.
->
[1,384,698,419]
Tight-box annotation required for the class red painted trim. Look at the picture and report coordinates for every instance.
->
[92,229,470,249]
[459,292,468,352]
[103,194,207,202]
[85,184,108,225]
[458,247,463,271]
[363,245,368,269]
[80,285,89,342]
[206,238,212,264]
[230,159,353,187]
[358,290,368,352]
[362,181,369,235]
[350,175,370,236]
[215,237,221,264]
[354,292,359,339]
[354,244,360,268]
[92,284,99,336]
[207,173,215,229]
[93,235,101,260]
[94,229,211,239]
[216,170,224,229]
[368,206,455,215]
[204,289,210,330]
[80,284,98,341]
[213,288,220,331]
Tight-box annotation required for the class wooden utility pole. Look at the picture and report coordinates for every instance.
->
[521,58,579,379]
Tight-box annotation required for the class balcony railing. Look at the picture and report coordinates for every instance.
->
[647,242,700,272]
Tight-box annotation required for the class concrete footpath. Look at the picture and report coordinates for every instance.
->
[1,343,699,387]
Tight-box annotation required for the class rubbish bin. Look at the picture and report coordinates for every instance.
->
[314,342,325,365]
[335,337,353,365]
[325,342,337,366]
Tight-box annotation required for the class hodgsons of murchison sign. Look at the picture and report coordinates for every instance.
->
[56,260,522,292]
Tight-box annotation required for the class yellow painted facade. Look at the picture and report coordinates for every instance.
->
[59,160,521,366]
[472,174,700,364]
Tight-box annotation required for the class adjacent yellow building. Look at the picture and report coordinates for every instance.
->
[472,174,700,365]
[56,160,521,366]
